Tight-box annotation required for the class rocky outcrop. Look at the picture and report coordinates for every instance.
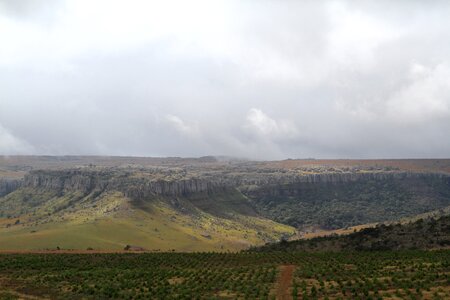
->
[20,169,450,199]
[256,170,446,184]
[238,171,449,192]
[23,170,110,195]
[0,178,22,197]
[22,170,231,198]
[120,178,230,199]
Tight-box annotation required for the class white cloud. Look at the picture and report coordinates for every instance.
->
[0,124,34,154]
[165,115,200,138]
[387,63,450,123]
[244,108,299,140]
[327,1,402,68]
[1,0,450,159]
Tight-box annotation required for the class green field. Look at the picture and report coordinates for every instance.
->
[0,250,449,299]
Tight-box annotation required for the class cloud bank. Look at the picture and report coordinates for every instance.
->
[1,0,450,159]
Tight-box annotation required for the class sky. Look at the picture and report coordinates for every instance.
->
[1,0,450,159]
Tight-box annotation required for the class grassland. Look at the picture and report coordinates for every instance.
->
[0,189,294,251]
[0,250,448,299]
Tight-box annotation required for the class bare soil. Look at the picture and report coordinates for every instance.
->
[276,265,295,300]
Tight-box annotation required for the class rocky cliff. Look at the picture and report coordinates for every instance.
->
[20,168,450,199]
[22,170,231,198]
[0,178,22,197]
[240,172,450,196]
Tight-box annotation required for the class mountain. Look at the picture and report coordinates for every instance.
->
[0,156,449,251]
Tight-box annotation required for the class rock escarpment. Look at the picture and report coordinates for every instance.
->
[22,170,232,198]
[21,169,450,199]
[0,178,22,197]
[241,172,450,196]
[23,170,111,195]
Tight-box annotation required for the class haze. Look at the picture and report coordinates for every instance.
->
[1,0,450,159]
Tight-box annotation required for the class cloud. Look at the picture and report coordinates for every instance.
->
[165,115,200,138]
[386,63,450,124]
[244,108,299,140]
[0,124,34,154]
[0,0,61,18]
[1,0,450,159]
[327,1,402,69]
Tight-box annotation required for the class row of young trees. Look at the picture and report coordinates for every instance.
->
[0,250,448,299]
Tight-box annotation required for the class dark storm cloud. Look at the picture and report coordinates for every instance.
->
[1,0,449,159]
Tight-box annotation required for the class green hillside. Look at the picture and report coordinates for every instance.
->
[0,188,294,251]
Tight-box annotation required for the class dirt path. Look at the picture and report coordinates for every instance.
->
[276,265,295,300]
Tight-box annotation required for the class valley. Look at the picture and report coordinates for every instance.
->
[1,156,450,251]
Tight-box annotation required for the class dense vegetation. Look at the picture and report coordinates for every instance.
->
[0,251,448,299]
[248,176,450,229]
[253,215,450,252]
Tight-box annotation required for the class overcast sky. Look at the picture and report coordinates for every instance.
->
[1,0,450,159]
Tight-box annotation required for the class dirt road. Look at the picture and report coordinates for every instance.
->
[276,265,295,300]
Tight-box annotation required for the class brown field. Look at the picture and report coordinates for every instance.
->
[265,158,450,173]
[1,156,450,176]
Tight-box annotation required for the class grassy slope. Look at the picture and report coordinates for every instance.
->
[0,189,295,251]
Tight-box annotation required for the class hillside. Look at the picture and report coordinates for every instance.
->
[252,214,450,252]
[0,187,294,251]
[0,156,450,251]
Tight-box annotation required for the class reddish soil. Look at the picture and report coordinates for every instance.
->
[276,265,295,300]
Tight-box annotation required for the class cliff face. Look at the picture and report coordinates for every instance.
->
[241,172,450,197]
[0,179,22,197]
[23,170,110,195]
[239,171,449,187]
[120,178,229,199]
[20,169,450,199]
[22,170,230,198]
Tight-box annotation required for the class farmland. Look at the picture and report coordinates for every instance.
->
[0,250,449,299]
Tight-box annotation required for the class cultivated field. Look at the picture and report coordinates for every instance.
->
[0,250,448,299]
